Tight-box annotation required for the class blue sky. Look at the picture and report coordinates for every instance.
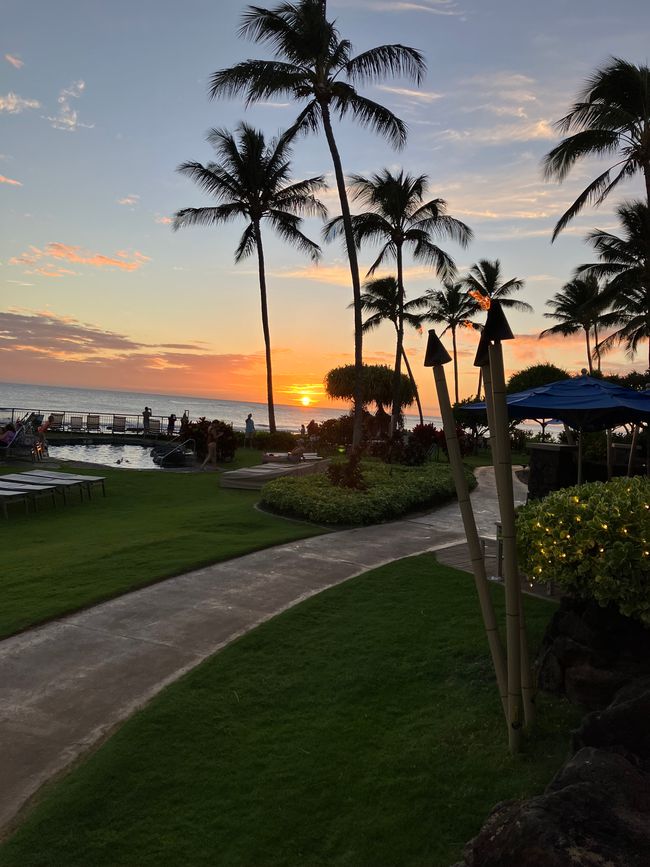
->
[2,0,649,411]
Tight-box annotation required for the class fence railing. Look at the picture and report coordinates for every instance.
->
[1,408,179,436]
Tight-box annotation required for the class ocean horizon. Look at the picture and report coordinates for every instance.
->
[0,381,441,433]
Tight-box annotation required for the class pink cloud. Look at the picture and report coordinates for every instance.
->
[0,174,22,186]
[10,242,150,273]
[4,54,24,69]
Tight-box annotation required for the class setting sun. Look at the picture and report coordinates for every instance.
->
[300,395,311,406]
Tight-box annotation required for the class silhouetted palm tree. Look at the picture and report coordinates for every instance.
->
[462,258,532,396]
[355,276,429,424]
[209,0,425,446]
[326,169,471,431]
[174,123,326,433]
[423,282,481,404]
[543,58,650,241]
[580,201,650,367]
[539,275,608,374]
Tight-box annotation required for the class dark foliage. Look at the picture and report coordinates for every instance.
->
[326,448,366,490]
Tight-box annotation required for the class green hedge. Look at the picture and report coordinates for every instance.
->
[516,476,650,624]
[260,460,474,525]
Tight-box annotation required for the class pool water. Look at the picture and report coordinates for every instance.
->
[47,443,161,470]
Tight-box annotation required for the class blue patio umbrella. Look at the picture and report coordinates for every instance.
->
[464,374,650,432]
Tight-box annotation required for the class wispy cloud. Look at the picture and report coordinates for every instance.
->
[46,80,93,132]
[356,0,466,16]
[0,174,22,186]
[0,92,40,113]
[117,194,140,206]
[154,215,173,224]
[437,119,554,145]
[10,242,151,274]
[376,85,443,103]
[4,54,24,69]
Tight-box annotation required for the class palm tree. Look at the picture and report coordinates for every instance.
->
[325,169,471,433]
[354,276,429,425]
[209,0,426,447]
[579,202,650,367]
[423,282,481,404]
[539,275,608,374]
[173,123,326,433]
[543,58,650,241]
[462,258,532,396]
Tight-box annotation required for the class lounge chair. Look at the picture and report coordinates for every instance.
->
[111,416,126,434]
[69,415,83,432]
[1,473,85,503]
[148,419,161,437]
[0,479,58,510]
[49,412,64,431]
[86,414,101,432]
[21,469,106,498]
[0,489,30,518]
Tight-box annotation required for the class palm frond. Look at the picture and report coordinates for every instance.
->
[345,44,426,85]
[333,88,408,148]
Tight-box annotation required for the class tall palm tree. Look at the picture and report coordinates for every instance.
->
[354,276,429,425]
[173,123,326,433]
[423,282,481,404]
[539,275,608,374]
[579,201,650,367]
[209,0,426,447]
[462,258,532,396]
[543,58,650,241]
[325,169,471,433]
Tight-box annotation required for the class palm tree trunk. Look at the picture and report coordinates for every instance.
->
[390,244,405,435]
[594,323,602,372]
[401,346,424,425]
[253,220,276,434]
[476,368,483,400]
[584,326,593,374]
[452,326,459,404]
[320,102,364,449]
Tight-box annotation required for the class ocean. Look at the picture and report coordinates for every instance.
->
[0,381,441,433]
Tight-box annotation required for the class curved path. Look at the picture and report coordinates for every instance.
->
[0,466,526,833]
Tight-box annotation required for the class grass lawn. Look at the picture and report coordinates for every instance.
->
[0,457,325,639]
[0,555,580,867]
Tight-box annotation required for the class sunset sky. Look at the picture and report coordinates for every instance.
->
[2,0,649,416]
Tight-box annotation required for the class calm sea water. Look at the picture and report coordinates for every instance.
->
[0,381,441,432]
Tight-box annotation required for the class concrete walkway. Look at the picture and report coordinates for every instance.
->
[0,466,526,833]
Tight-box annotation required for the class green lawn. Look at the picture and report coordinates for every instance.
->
[0,555,579,867]
[0,459,325,638]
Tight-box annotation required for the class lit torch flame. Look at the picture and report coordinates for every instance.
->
[462,321,475,330]
[468,290,491,311]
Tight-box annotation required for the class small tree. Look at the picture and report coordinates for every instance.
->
[325,363,415,425]
[506,363,570,393]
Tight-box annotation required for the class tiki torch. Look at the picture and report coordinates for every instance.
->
[425,330,507,718]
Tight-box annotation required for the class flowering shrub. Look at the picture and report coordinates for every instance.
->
[516,476,650,624]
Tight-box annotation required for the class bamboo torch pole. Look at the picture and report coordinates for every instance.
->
[627,424,639,477]
[424,330,508,719]
[481,359,535,727]
[482,302,523,753]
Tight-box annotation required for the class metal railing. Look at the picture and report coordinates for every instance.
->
[1,408,179,436]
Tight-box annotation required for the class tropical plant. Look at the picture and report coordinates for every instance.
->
[578,201,650,368]
[174,124,326,433]
[209,0,426,448]
[325,363,415,416]
[326,170,471,432]
[462,258,531,395]
[352,276,429,424]
[543,57,650,241]
[506,363,570,394]
[422,282,481,403]
[539,275,608,374]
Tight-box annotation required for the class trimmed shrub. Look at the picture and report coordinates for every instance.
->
[260,460,475,525]
[516,476,650,624]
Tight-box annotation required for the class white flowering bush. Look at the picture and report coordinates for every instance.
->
[516,476,650,624]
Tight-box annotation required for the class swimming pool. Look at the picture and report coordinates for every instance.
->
[47,443,161,470]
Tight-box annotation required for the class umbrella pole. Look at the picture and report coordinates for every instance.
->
[627,425,639,477]
[483,364,535,728]
[606,430,613,480]
[488,342,523,754]
[432,365,508,719]
[577,429,583,485]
